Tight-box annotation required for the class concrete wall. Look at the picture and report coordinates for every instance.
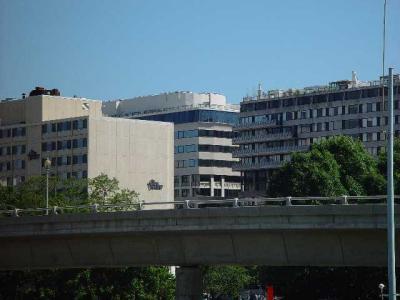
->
[37,96,103,122]
[0,95,103,126]
[0,205,398,269]
[0,99,25,126]
[88,117,174,207]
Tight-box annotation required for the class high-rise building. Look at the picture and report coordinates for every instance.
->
[103,91,241,200]
[0,89,174,207]
[234,73,400,195]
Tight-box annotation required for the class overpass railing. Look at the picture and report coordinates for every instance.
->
[0,195,399,217]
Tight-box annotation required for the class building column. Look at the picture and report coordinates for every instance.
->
[175,266,202,300]
[210,175,214,197]
[221,176,225,198]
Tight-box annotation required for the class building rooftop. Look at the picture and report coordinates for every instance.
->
[243,72,400,103]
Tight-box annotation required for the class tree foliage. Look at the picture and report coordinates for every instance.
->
[88,173,139,209]
[378,138,400,195]
[0,173,139,211]
[268,136,386,197]
[203,266,254,299]
[0,267,175,299]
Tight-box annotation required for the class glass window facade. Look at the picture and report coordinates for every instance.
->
[137,109,238,125]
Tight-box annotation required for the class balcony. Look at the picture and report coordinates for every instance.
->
[232,160,286,171]
[233,145,309,158]
[232,132,293,144]
[234,119,277,131]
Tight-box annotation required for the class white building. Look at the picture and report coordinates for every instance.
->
[103,92,241,200]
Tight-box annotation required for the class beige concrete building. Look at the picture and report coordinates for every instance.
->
[103,91,241,200]
[0,93,174,207]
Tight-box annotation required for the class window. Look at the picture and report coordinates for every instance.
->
[198,145,234,153]
[328,92,344,102]
[342,119,360,129]
[362,88,379,98]
[348,105,358,114]
[12,127,26,137]
[174,176,179,187]
[14,159,25,170]
[175,145,184,153]
[137,110,238,125]
[185,144,197,152]
[297,96,312,105]
[11,145,26,155]
[72,154,87,165]
[72,119,88,130]
[57,140,72,150]
[184,130,198,138]
[57,156,71,166]
[333,107,339,116]
[198,159,233,168]
[345,90,361,100]
[72,138,87,148]
[300,124,311,133]
[187,159,196,167]
[198,130,233,138]
[175,160,185,168]
[181,175,190,186]
[42,124,48,134]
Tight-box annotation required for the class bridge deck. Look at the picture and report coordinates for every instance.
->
[0,205,398,269]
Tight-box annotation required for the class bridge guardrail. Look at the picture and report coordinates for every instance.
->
[0,195,399,217]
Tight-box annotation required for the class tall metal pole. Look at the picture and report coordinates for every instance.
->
[387,67,397,300]
[46,168,49,215]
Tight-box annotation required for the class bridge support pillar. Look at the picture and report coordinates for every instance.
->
[175,266,202,300]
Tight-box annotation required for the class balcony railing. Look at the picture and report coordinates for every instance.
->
[233,145,309,157]
[234,119,277,130]
[233,160,286,171]
[241,76,400,103]
[233,132,293,144]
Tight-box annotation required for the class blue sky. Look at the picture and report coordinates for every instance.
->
[0,0,399,103]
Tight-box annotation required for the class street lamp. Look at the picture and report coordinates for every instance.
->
[44,157,51,215]
[379,283,385,300]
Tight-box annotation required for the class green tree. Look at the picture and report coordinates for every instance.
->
[0,267,175,299]
[203,266,253,299]
[378,138,400,194]
[0,173,139,212]
[88,173,139,209]
[268,136,386,197]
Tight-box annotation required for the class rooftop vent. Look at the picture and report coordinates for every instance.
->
[29,87,61,97]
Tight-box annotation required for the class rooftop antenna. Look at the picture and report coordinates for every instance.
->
[351,71,358,84]
[257,83,262,100]
[381,0,387,137]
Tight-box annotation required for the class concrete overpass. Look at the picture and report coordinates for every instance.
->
[0,204,398,298]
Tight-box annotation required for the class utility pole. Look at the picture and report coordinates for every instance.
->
[386,67,397,300]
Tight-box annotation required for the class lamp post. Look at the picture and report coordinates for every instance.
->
[44,157,51,215]
[379,283,385,300]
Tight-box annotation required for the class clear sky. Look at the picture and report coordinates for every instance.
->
[0,0,399,103]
